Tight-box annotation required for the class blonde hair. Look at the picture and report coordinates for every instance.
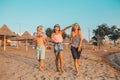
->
[71,23,81,32]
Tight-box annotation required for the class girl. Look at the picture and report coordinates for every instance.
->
[33,25,49,71]
[51,24,73,73]
[70,23,82,75]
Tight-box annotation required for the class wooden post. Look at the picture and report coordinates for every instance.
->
[26,39,28,51]
[4,35,6,51]
[17,41,19,48]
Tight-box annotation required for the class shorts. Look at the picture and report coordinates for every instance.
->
[54,42,63,53]
[36,46,45,60]
[71,46,82,59]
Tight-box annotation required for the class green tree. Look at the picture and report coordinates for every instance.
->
[108,25,120,46]
[45,27,69,39]
[62,32,69,39]
[93,24,120,47]
[93,24,109,49]
[45,27,53,38]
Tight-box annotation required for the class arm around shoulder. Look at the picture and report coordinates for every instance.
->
[61,24,74,34]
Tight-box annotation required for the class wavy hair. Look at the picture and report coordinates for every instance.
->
[71,23,81,32]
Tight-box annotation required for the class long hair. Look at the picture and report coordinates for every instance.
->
[53,24,61,32]
[71,23,81,32]
[70,23,81,40]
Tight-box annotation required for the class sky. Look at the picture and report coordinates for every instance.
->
[0,0,120,40]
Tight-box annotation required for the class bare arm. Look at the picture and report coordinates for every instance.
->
[45,38,49,46]
[79,31,82,47]
[70,32,73,43]
[60,24,74,34]
[51,33,55,42]
[33,37,37,42]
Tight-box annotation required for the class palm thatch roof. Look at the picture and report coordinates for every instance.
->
[10,34,23,41]
[82,39,89,43]
[0,24,15,36]
[21,31,33,40]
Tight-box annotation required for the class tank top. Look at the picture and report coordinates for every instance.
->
[53,33,63,43]
[71,34,80,48]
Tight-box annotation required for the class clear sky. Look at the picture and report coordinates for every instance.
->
[0,0,120,40]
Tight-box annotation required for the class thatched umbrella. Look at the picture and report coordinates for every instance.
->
[9,34,23,48]
[82,39,89,48]
[82,39,89,44]
[0,24,15,51]
[21,31,33,51]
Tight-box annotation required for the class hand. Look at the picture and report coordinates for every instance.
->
[46,44,51,49]
[78,46,81,52]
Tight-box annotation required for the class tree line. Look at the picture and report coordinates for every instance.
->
[45,24,120,47]
[92,24,120,47]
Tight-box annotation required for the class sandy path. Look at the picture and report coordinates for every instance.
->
[0,45,120,80]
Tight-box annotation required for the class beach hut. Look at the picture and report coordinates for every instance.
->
[0,24,15,51]
[21,31,33,51]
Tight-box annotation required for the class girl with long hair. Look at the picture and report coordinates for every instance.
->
[70,23,82,75]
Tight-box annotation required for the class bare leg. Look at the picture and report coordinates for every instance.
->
[55,53,60,72]
[39,59,44,71]
[59,51,64,73]
[74,59,79,75]
[77,59,80,66]
[41,59,44,68]
[39,60,42,70]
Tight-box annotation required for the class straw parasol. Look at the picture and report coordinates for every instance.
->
[10,34,23,40]
[82,39,89,44]
[21,31,33,51]
[82,39,89,48]
[9,33,23,48]
[0,24,15,51]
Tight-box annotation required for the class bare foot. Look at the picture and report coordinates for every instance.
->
[61,69,64,73]
[76,71,80,76]
[39,67,43,71]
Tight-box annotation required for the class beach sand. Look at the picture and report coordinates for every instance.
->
[0,44,120,80]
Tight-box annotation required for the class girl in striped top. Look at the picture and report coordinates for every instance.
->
[70,23,82,75]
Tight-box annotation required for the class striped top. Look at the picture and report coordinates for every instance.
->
[71,34,80,48]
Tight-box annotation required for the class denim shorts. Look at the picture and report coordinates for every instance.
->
[54,42,63,53]
[36,46,45,60]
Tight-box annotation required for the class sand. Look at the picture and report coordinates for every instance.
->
[0,44,120,80]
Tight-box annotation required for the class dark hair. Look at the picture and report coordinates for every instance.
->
[71,23,81,32]
[53,24,61,32]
